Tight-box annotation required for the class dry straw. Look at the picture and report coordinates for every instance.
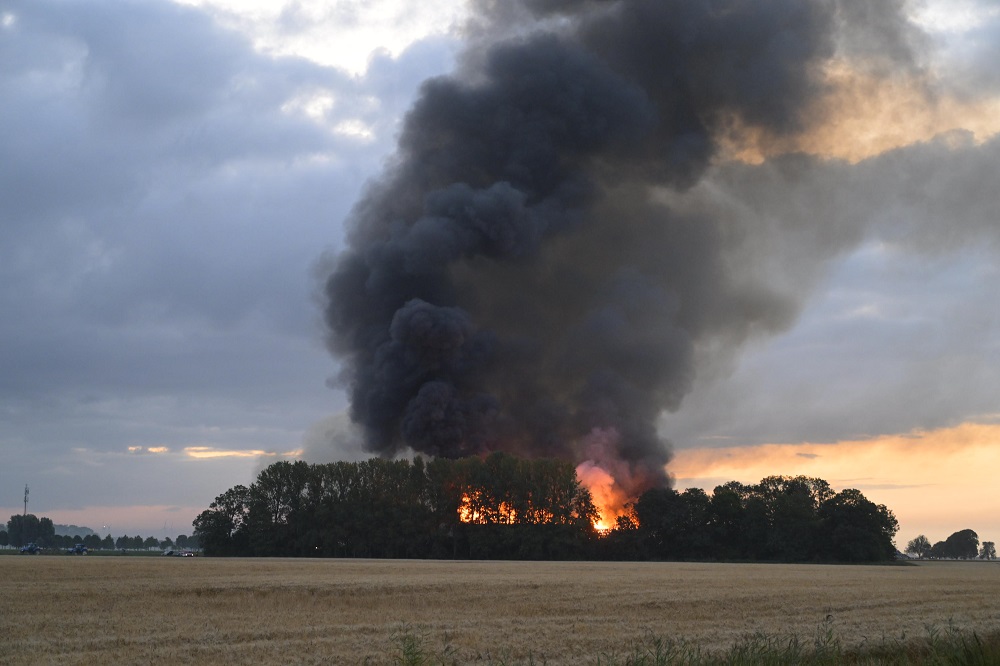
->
[2,557,998,664]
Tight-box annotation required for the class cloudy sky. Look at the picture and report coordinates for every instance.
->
[1,0,998,546]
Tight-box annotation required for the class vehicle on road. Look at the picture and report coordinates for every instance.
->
[20,543,40,554]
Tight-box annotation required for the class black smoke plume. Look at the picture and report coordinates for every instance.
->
[322,0,916,496]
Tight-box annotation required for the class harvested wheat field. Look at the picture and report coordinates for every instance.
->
[2,557,999,664]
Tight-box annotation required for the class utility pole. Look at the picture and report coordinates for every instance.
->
[22,484,29,548]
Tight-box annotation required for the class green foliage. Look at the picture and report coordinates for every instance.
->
[193,454,598,558]
[390,626,459,666]
[7,514,55,548]
[628,476,898,563]
[192,460,902,563]
[818,488,898,562]
[193,485,252,556]
[113,535,147,550]
[906,535,932,559]
[596,623,1000,666]
[379,623,1000,665]
[929,529,980,559]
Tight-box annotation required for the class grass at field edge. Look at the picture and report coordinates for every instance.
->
[389,622,1000,665]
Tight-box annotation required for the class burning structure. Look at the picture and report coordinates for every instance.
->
[321,0,922,520]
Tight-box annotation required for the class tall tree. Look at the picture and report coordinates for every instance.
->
[634,487,686,559]
[708,483,745,560]
[37,517,56,547]
[246,460,313,556]
[943,529,980,559]
[765,478,822,561]
[980,541,996,560]
[818,489,898,562]
[905,535,931,559]
[193,485,252,556]
[7,514,42,548]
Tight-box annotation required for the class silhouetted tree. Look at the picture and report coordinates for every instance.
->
[193,485,252,556]
[980,541,996,560]
[707,483,745,560]
[905,535,931,559]
[818,489,898,562]
[635,487,714,560]
[764,477,822,561]
[7,514,54,548]
[600,506,643,560]
[192,460,899,563]
[945,529,980,559]
[37,518,56,547]
[194,455,598,559]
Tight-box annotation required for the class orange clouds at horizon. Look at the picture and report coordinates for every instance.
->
[183,446,303,460]
[720,62,1000,165]
[671,421,1000,547]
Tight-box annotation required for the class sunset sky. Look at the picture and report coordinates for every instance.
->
[1,0,998,548]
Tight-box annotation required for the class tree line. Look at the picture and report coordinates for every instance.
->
[3,513,198,551]
[905,531,996,560]
[192,454,900,562]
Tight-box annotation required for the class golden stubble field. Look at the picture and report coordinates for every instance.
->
[2,557,999,664]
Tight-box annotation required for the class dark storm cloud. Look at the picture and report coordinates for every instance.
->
[1,0,452,395]
[0,0,456,515]
[321,0,929,493]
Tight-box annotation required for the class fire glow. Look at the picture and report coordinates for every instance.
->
[454,463,634,533]
[458,492,519,525]
[575,461,632,532]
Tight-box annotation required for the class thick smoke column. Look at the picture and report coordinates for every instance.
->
[323,0,915,495]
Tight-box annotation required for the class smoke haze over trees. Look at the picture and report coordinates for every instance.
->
[320,0,959,497]
[3,514,191,551]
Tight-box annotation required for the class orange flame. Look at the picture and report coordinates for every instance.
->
[458,493,480,523]
[576,461,631,531]
[457,492,517,524]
